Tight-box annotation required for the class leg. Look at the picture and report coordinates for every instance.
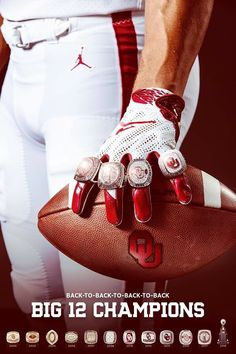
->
[40,15,133,329]
[0,65,64,315]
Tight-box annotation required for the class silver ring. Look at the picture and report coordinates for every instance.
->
[98,162,125,189]
[74,157,101,182]
[158,149,186,177]
[127,159,152,188]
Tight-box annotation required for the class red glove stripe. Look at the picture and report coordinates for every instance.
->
[112,12,138,118]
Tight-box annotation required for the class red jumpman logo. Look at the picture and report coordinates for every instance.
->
[71,47,92,71]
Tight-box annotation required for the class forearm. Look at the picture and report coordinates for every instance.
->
[134,0,214,95]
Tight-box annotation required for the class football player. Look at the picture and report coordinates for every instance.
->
[0,0,214,327]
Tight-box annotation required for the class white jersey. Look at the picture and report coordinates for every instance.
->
[0,0,144,21]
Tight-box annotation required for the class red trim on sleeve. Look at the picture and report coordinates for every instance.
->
[112,11,138,118]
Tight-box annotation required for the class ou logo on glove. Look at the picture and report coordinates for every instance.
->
[128,231,162,269]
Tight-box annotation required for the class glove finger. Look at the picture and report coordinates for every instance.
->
[103,153,133,226]
[72,156,101,214]
[104,188,124,226]
[170,173,192,205]
[157,149,191,204]
[132,186,152,223]
[98,160,126,226]
[72,181,95,214]
[127,159,153,223]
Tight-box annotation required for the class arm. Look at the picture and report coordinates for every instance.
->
[0,16,10,92]
[134,0,214,95]
[72,1,214,225]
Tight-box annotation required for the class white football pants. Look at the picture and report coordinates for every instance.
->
[0,13,199,323]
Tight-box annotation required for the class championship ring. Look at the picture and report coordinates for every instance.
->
[197,330,212,347]
[26,331,40,344]
[179,330,193,347]
[127,159,152,188]
[74,157,101,182]
[158,149,186,177]
[65,331,78,344]
[98,162,125,189]
[46,330,58,346]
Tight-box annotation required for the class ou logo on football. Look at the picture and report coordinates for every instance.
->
[128,231,162,268]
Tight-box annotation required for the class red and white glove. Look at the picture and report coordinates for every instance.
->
[71,88,192,225]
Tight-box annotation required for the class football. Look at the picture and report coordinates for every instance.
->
[38,165,236,281]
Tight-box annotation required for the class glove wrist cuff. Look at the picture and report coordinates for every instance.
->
[131,87,185,141]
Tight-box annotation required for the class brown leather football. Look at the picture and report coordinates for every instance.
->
[38,165,236,281]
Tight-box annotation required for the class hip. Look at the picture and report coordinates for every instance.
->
[0,12,144,142]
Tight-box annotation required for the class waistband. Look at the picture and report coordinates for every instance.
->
[1,13,143,49]
[1,17,91,48]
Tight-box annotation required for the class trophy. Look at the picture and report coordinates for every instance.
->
[217,319,229,348]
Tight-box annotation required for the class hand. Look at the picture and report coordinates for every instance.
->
[71,88,192,225]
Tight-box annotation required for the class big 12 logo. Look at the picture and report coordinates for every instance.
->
[128,231,162,268]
